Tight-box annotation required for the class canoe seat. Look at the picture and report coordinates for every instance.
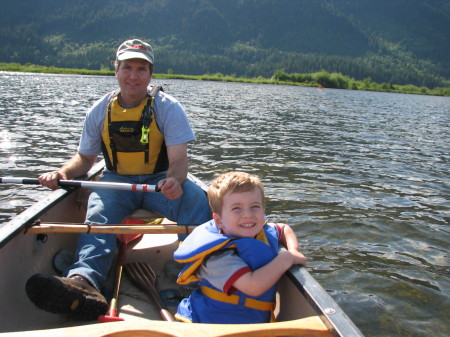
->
[126,209,179,226]
[126,208,162,220]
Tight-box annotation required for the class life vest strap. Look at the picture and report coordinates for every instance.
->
[200,286,275,311]
[107,102,119,171]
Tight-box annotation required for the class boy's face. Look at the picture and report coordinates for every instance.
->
[213,187,266,238]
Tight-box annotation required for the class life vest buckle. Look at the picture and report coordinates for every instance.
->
[140,125,150,144]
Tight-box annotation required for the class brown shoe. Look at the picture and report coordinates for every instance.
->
[25,274,108,320]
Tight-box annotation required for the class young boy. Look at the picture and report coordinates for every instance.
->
[174,171,307,323]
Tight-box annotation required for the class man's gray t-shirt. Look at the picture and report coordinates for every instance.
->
[78,89,195,156]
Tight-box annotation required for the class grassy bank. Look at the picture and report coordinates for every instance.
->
[1,62,449,97]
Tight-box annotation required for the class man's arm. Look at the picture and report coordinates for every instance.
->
[39,152,98,190]
[158,143,188,200]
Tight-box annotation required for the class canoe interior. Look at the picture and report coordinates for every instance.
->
[0,193,316,333]
[0,162,363,336]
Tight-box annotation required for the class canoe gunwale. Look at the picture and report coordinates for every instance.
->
[286,265,364,337]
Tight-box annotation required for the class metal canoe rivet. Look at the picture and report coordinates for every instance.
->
[324,308,336,315]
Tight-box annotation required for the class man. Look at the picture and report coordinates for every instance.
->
[25,39,211,320]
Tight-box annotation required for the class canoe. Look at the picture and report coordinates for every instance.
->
[0,161,364,337]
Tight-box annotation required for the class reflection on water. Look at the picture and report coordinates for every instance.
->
[1,72,449,336]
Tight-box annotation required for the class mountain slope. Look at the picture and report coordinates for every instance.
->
[0,0,448,87]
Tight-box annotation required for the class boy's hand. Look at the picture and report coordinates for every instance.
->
[288,249,307,266]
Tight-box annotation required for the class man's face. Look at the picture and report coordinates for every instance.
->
[115,58,152,102]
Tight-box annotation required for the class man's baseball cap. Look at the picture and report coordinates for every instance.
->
[116,39,154,64]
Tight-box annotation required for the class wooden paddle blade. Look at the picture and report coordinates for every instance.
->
[123,262,158,302]
[125,262,157,287]
[124,262,176,322]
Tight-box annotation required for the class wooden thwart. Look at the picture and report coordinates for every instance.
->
[3,316,333,337]
[24,223,197,235]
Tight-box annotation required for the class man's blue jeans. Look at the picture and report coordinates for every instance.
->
[65,171,211,290]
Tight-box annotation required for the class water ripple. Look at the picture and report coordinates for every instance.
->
[1,74,449,336]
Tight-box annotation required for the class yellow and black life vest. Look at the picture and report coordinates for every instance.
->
[101,86,168,175]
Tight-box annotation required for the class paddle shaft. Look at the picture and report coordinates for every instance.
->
[98,241,127,322]
[98,232,143,322]
[0,177,160,192]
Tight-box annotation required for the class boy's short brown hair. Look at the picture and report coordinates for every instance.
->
[207,171,265,215]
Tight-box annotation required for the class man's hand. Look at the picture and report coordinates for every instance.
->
[158,177,183,200]
[39,171,67,190]
[38,152,97,191]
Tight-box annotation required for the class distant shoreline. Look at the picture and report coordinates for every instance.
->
[1,62,449,97]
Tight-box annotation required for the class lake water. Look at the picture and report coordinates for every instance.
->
[0,72,449,336]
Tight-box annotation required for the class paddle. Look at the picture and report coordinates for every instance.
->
[98,219,145,323]
[0,177,160,192]
[124,262,176,322]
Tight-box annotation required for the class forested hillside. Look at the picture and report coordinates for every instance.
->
[0,0,449,88]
